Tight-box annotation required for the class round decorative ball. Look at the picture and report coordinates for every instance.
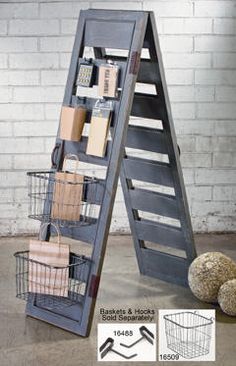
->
[218,279,236,316]
[188,252,236,303]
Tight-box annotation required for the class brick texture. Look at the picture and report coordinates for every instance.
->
[0,0,235,235]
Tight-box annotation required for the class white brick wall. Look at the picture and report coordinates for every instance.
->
[0,0,235,235]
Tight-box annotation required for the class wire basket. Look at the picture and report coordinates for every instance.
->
[14,250,91,310]
[27,170,99,227]
[164,311,213,359]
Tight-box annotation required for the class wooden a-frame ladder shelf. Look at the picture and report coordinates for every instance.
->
[25,9,197,337]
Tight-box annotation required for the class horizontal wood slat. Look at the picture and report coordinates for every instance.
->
[131,93,165,120]
[126,125,167,154]
[84,20,134,49]
[55,222,98,245]
[129,188,179,219]
[135,218,185,250]
[140,247,188,286]
[138,59,160,84]
[123,156,173,187]
[63,139,111,167]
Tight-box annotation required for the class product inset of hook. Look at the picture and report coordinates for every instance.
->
[99,337,137,360]
[120,326,154,348]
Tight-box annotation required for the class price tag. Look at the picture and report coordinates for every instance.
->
[98,63,119,98]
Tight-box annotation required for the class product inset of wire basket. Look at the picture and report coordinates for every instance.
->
[14,250,91,310]
[164,311,213,359]
[27,169,99,227]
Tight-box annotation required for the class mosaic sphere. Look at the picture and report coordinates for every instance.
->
[218,279,236,316]
[188,252,236,303]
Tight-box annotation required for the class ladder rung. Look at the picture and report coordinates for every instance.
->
[126,125,167,154]
[138,59,161,84]
[129,188,179,219]
[140,247,188,286]
[123,156,174,187]
[64,139,111,167]
[131,93,165,120]
[135,218,185,250]
[84,19,134,49]
[59,221,98,244]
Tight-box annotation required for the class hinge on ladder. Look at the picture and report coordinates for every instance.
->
[88,275,100,299]
[129,51,140,75]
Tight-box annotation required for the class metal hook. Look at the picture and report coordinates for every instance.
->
[120,326,154,348]
[99,337,137,360]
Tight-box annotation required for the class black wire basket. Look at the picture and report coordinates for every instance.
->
[27,170,99,227]
[14,250,91,310]
[164,311,213,359]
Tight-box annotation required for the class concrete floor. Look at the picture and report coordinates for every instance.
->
[0,234,235,366]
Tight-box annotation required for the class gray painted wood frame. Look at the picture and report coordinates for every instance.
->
[25,9,196,337]
[26,9,149,337]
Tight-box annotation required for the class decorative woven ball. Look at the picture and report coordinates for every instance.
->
[218,279,236,316]
[188,252,236,303]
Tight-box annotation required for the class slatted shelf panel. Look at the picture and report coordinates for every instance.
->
[140,247,188,285]
[126,125,167,154]
[123,156,174,187]
[119,12,196,292]
[135,219,185,250]
[129,188,179,219]
[137,60,161,85]
[131,93,165,120]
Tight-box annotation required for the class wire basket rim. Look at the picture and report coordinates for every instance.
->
[14,250,88,270]
[163,311,213,329]
[27,170,99,185]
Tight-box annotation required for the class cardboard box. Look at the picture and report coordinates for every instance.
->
[60,106,86,141]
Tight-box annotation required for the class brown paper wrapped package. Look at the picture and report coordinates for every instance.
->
[60,106,86,141]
